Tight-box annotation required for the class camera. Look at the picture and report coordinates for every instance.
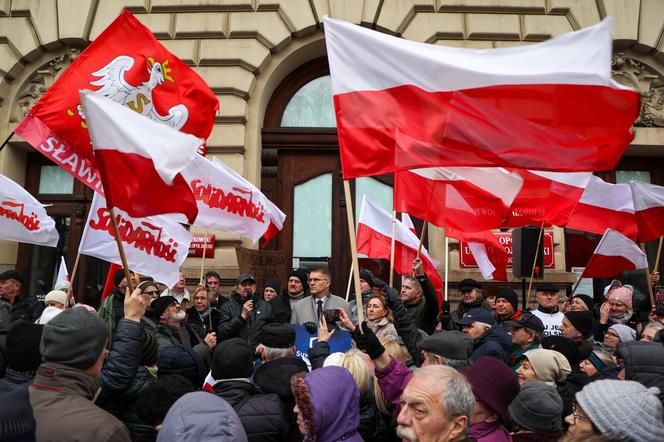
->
[322,309,341,323]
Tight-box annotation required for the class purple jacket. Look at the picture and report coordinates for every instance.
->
[469,422,512,442]
[375,357,413,413]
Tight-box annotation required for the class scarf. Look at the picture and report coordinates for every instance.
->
[457,297,484,315]
[609,312,631,325]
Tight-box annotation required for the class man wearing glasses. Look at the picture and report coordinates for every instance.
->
[531,284,564,337]
[290,268,351,326]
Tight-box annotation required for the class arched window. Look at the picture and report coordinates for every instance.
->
[281,75,336,128]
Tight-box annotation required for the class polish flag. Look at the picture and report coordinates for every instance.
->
[401,213,417,235]
[357,196,443,300]
[581,229,648,278]
[504,170,592,227]
[447,228,508,281]
[55,256,69,285]
[395,167,523,232]
[324,17,639,178]
[566,176,637,240]
[81,91,200,224]
[630,181,664,242]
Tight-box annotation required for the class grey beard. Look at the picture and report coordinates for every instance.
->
[396,425,419,442]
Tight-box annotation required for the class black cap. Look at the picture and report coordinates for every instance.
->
[0,270,24,285]
[259,323,296,348]
[236,273,256,284]
[571,294,594,311]
[564,311,594,338]
[372,278,387,289]
[459,278,481,292]
[151,296,177,318]
[420,331,473,360]
[454,307,495,326]
[536,283,559,293]
[504,312,545,334]
[359,269,375,288]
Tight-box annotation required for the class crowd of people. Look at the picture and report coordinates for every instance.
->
[0,260,663,442]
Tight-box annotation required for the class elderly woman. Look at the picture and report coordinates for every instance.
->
[641,321,664,341]
[339,295,399,342]
[594,287,639,341]
[579,347,619,381]
[602,323,636,353]
[562,294,593,313]
[516,348,571,386]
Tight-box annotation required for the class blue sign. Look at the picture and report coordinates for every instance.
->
[292,324,352,369]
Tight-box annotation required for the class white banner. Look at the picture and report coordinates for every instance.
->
[0,173,59,247]
[182,155,285,243]
[79,193,192,288]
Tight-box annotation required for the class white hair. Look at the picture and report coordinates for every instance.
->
[416,365,474,421]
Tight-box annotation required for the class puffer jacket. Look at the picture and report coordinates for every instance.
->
[218,293,273,349]
[0,369,35,441]
[471,325,512,363]
[213,379,287,442]
[618,341,664,406]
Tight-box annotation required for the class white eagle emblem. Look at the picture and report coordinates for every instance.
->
[85,55,189,129]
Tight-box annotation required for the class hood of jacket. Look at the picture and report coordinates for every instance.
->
[31,362,100,400]
[212,379,257,408]
[253,357,308,399]
[618,341,664,402]
[476,324,513,351]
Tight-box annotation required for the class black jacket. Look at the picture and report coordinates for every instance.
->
[269,295,292,324]
[470,325,512,363]
[213,379,287,442]
[6,294,43,323]
[185,306,222,338]
[383,285,426,366]
[618,341,664,406]
[404,274,439,335]
[0,369,35,442]
[556,370,590,428]
[254,358,308,442]
[218,292,273,349]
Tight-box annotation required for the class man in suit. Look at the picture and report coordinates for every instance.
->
[290,268,351,325]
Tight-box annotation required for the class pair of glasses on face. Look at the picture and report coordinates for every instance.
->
[143,290,159,296]
[571,403,589,425]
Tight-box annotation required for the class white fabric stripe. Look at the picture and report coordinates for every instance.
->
[528,171,592,189]
[81,91,202,184]
[408,167,523,206]
[468,242,496,280]
[630,181,664,211]
[579,176,634,213]
[324,17,630,95]
[594,229,648,269]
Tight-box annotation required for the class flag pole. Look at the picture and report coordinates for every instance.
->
[569,276,583,298]
[108,206,134,293]
[416,221,428,260]
[640,242,656,308]
[444,234,449,301]
[345,262,354,302]
[389,210,397,287]
[199,228,209,285]
[525,223,545,309]
[0,130,14,153]
[654,236,663,275]
[66,253,81,306]
[343,180,365,325]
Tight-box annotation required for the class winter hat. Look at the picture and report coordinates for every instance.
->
[609,324,636,343]
[571,294,594,311]
[564,311,594,338]
[495,288,518,311]
[508,381,562,433]
[322,352,345,367]
[608,287,633,312]
[211,338,253,380]
[158,345,207,387]
[523,348,571,385]
[157,392,248,442]
[462,357,519,424]
[40,307,108,369]
[38,306,63,324]
[151,295,177,319]
[359,269,375,288]
[113,268,126,287]
[263,279,281,294]
[141,329,159,366]
[7,321,44,373]
[259,323,296,348]
[420,331,473,361]
[576,380,664,442]
[288,268,309,288]
[44,290,67,307]
[541,335,591,367]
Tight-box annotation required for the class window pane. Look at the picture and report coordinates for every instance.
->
[355,177,393,215]
[39,166,74,194]
[281,75,336,128]
[293,174,332,257]
[616,170,651,184]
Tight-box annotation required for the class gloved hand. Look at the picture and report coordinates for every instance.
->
[303,322,318,334]
[351,321,385,360]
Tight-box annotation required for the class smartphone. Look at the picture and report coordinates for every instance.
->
[322,309,341,323]
[655,286,664,317]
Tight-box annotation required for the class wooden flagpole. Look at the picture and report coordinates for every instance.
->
[569,276,583,298]
[654,236,663,275]
[343,180,365,325]
[525,223,545,308]
[640,242,656,307]
[0,130,13,153]
[389,210,397,287]
[444,235,449,301]
[416,221,428,260]
[65,253,81,307]
[108,206,134,293]
[345,262,354,301]
[199,228,209,285]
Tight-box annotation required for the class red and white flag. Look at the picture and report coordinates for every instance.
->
[581,229,648,278]
[0,173,59,247]
[395,167,523,232]
[357,196,443,299]
[447,228,508,281]
[182,155,286,246]
[504,170,592,227]
[401,213,417,235]
[324,17,639,178]
[79,194,192,288]
[81,91,200,224]
[630,181,664,242]
[14,10,218,194]
[55,256,69,286]
[566,176,637,240]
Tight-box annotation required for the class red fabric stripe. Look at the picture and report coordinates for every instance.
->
[447,228,508,281]
[582,253,637,278]
[260,221,282,249]
[335,83,639,178]
[635,206,664,243]
[566,203,638,241]
[95,149,198,224]
[100,263,121,302]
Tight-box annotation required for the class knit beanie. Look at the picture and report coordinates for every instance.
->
[40,307,108,369]
[564,311,594,338]
[576,380,664,442]
[609,324,636,343]
[288,268,309,288]
[541,335,590,367]
[7,321,44,373]
[359,269,375,288]
[263,279,281,294]
[151,295,177,319]
[158,345,207,387]
[211,338,253,380]
[44,290,67,307]
[523,349,571,385]
[508,381,562,433]
[462,356,519,424]
[571,294,594,311]
[495,288,518,311]
[114,268,126,287]
[608,287,633,312]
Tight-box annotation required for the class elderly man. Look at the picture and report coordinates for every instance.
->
[455,308,512,363]
[504,312,545,371]
[396,365,474,442]
[494,288,521,326]
[218,273,273,348]
[531,283,564,337]
[0,270,43,322]
[418,330,474,370]
[160,272,190,308]
[290,268,350,325]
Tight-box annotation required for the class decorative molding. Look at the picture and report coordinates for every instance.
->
[612,52,664,127]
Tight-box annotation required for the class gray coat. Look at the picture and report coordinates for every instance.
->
[290,292,351,325]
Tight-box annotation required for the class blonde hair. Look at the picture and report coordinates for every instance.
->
[341,349,389,415]
[368,294,395,323]
[381,339,409,363]
[192,285,210,302]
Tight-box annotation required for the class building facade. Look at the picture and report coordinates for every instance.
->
[1,0,663,305]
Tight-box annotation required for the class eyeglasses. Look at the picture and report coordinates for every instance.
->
[571,404,589,425]
[143,290,159,296]
[308,278,329,283]
[605,332,620,338]
[608,302,625,307]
